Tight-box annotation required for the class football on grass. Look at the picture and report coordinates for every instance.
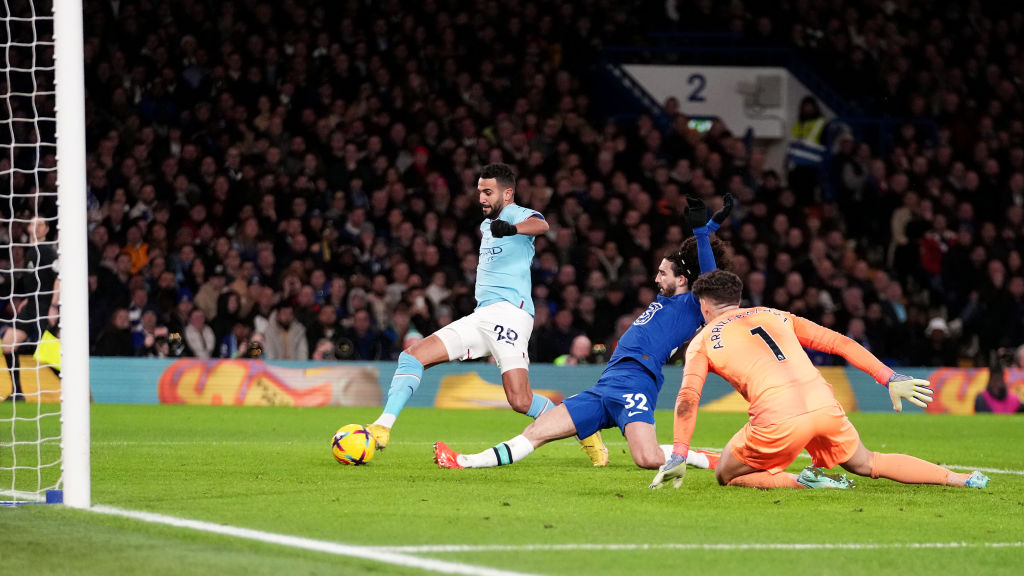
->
[332,424,376,465]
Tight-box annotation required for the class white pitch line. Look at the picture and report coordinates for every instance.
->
[89,505,538,576]
[934,465,1024,476]
[374,541,1024,554]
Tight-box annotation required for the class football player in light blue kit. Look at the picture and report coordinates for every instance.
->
[434,194,734,471]
[368,163,609,465]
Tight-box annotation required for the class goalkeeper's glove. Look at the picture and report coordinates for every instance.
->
[886,372,934,412]
[490,219,517,238]
[710,193,735,225]
[684,197,708,232]
[649,452,688,489]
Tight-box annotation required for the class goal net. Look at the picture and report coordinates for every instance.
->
[1,0,89,507]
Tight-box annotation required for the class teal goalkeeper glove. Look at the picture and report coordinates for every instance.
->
[649,453,687,489]
[886,373,934,412]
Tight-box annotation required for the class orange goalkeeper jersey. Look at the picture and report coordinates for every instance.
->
[672,307,894,454]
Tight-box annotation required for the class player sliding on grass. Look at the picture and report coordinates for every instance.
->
[367,163,607,465]
[434,195,733,471]
[650,269,990,490]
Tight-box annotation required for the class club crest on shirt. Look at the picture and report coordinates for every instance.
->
[633,302,663,326]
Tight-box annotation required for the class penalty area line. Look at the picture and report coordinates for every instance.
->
[89,505,538,576]
[374,541,1024,554]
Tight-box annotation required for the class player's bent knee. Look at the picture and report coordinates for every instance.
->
[841,455,873,477]
[632,449,665,470]
[839,443,874,477]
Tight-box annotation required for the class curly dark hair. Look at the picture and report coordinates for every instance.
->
[692,269,744,305]
[479,163,517,193]
[664,236,731,284]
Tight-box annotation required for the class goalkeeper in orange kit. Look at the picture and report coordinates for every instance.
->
[650,269,990,491]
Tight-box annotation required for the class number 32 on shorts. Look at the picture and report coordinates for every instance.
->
[623,393,649,417]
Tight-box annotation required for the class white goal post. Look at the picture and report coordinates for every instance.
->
[0,0,89,507]
[54,0,90,509]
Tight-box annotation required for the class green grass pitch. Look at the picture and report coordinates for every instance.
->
[3,404,1023,575]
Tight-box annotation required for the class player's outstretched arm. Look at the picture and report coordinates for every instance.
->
[885,373,934,412]
[791,314,934,413]
[653,344,709,489]
[791,315,893,384]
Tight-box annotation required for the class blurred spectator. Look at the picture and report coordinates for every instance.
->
[121,221,149,275]
[133,309,159,354]
[787,96,826,205]
[183,308,216,359]
[211,291,242,346]
[974,365,1024,414]
[94,308,134,357]
[127,286,151,340]
[218,319,253,359]
[140,325,174,358]
[336,308,391,361]
[913,317,958,367]
[536,308,584,363]
[306,304,341,355]
[554,335,596,366]
[263,302,309,361]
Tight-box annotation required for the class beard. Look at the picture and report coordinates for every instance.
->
[659,283,679,297]
[482,199,505,219]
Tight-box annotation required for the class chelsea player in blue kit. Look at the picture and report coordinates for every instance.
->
[368,163,608,465]
[434,194,734,471]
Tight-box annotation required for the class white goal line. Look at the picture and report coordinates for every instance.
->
[89,505,538,576]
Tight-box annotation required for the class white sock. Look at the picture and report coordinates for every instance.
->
[459,435,535,468]
[373,414,396,428]
[686,450,710,469]
[658,444,711,469]
[660,444,673,461]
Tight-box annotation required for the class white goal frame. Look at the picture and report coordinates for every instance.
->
[54,0,89,508]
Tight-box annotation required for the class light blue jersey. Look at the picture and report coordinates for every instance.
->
[477,203,542,316]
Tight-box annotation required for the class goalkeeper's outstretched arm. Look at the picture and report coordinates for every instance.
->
[790,314,933,412]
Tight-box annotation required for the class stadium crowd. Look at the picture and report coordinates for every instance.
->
[5,0,1023,370]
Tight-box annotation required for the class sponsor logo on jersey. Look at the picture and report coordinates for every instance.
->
[632,302,663,326]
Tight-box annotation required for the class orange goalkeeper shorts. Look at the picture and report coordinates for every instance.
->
[727,402,861,474]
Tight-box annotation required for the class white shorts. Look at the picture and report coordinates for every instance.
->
[436,301,533,373]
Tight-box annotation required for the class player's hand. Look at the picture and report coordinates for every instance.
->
[710,193,735,225]
[886,373,934,412]
[490,219,517,238]
[649,452,687,489]
[684,197,708,231]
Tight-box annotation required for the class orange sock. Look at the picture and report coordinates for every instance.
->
[727,471,802,489]
[870,452,954,485]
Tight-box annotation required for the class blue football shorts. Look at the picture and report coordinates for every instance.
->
[564,358,660,439]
